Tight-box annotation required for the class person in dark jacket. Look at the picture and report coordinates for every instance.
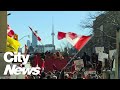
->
[81,52,90,69]
[96,61,102,75]
[40,72,46,79]
[91,53,98,69]
[60,70,65,79]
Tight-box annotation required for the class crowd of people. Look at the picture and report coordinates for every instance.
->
[25,68,103,79]
[25,50,114,79]
[28,51,65,61]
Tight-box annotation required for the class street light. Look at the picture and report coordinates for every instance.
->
[19,35,30,41]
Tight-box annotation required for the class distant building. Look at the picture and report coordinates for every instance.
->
[44,44,55,53]
[32,30,38,47]
[28,46,34,54]
[27,40,31,48]
[55,48,61,52]
[18,48,22,53]
[33,44,55,53]
[35,45,44,53]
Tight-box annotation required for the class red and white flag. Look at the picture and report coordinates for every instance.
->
[41,60,45,72]
[34,55,39,67]
[53,64,58,70]
[7,24,15,37]
[58,31,92,51]
[29,26,41,41]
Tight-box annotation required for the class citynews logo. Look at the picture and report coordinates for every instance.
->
[3,52,40,75]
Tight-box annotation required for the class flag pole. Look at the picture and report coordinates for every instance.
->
[62,34,93,70]
[62,49,80,71]
[59,49,80,79]
[59,34,93,78]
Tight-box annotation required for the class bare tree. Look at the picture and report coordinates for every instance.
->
[104,11,120,26]
[78,11,119,55]
[80,11,106,29]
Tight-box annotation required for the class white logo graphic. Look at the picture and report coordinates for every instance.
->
[3,52,40,75]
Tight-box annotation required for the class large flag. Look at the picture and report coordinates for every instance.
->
[57,32,92,51]
[34,55,39,67]
[58,32,66,40]
[29,26,41,41]
[33,54,41,67]
[6,24,20,52]
[7,25,14,38]
[53,64,58,70]
[6,36,21,52]
[41,60,45,72]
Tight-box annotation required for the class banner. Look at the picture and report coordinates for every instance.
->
[95,47,104,54]
[74,59,84,71]
[84,69,96,78]
[6,36,21,52]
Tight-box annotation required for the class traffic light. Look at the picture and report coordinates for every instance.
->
[14,34,18,41]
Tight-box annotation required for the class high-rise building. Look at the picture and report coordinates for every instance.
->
[34,44,55,53]
[32,30,38,47]
[27,40,31,48]
[44,44,55,53]
[35,45,44,53]
[18,48,22,53]
[28,46,34,54]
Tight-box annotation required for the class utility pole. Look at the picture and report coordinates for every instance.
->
[115,26,120,79]
[0,11,7,77]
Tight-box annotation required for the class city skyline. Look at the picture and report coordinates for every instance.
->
[32,30,38,47]
[7,11,98,51]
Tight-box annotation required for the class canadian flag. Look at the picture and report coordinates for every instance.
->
[29,26,41,41]
[7,24,15,37]
[58,31,92,51]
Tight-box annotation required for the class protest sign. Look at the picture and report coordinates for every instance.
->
[74,59,84,71]
[98,52,108,62]
[95,47,104,54]
[84,69,96,78]
[109,49,116,60]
